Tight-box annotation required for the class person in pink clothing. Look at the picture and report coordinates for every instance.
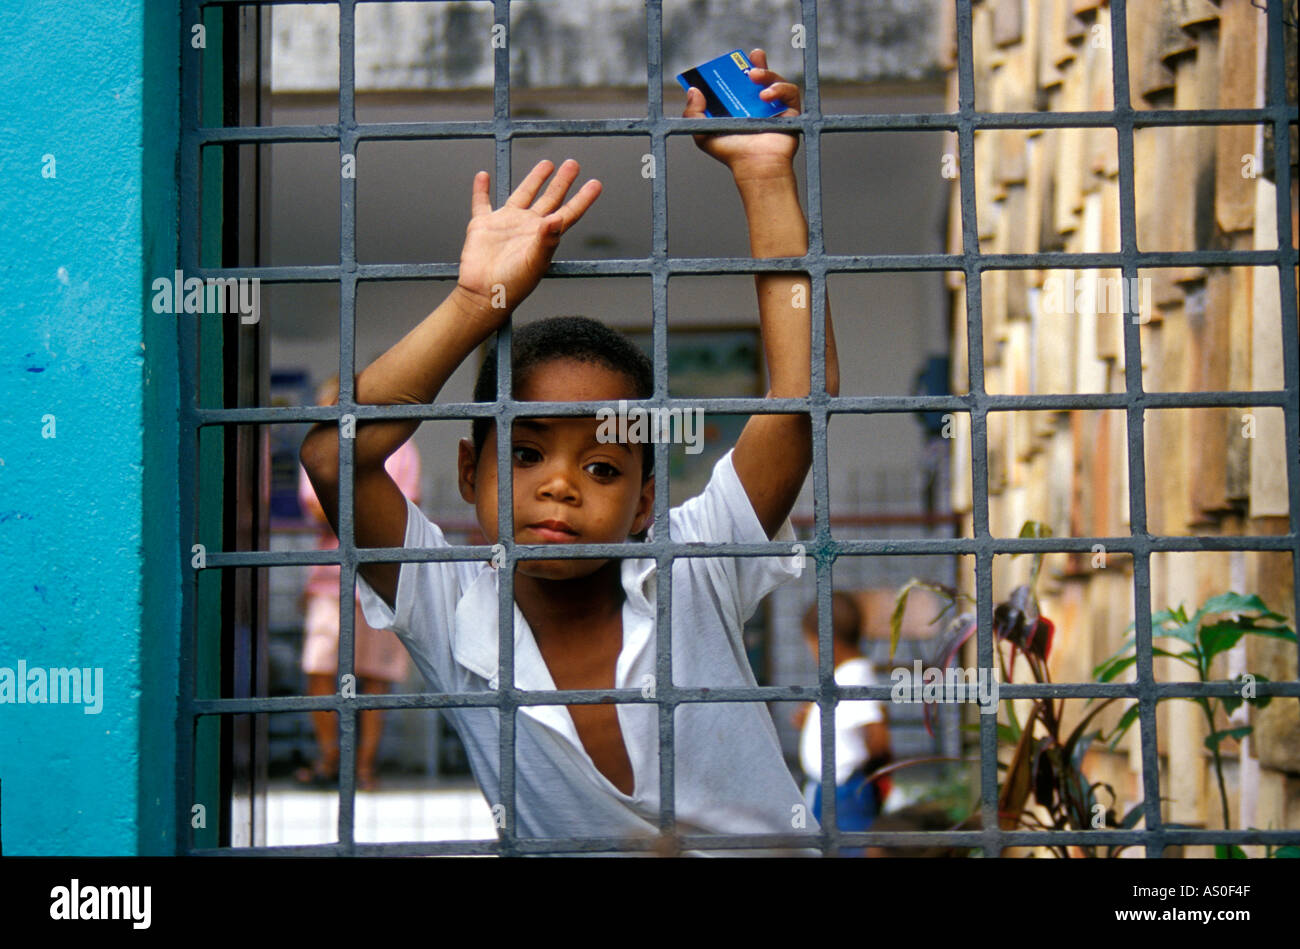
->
[295,375,422,790]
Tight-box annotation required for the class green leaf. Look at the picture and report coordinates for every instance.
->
[1070,730,1100,776]
[1151,606,1184,629]
[889,579,976,663]
[1214,844,1248,859]
[1141,602,1199,645]
[1097,602,1225,676]
[1120,605,1182,633]
[1199,620,1252,663]
[959,721,1019,745]
[1166,616,1202,647]
[1004,695,1022,737]
[1097,655,1138,683]
[1093,631,1141,676]
[928,599,956,628]
[1118,803,1146,830]
[1244,625,1297,644]
[1187,592,1292,665]
[1272,846,1300,859]
[1106,703,1142,750]
[1063,698,1120,759]
[1199,592,1286,623]
[1092,647,1130,680]
[1094,647,1194,682]
[1117,607,1181,643]
[1204,726,1252,752]
[889,582,912,663]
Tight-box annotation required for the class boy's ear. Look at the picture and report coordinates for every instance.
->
[457,438,479,503]
[631,474,655,535]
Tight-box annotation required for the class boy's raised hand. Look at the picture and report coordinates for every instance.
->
[683,48,801,181]
[454,159,602,322]
[681,50,836,540]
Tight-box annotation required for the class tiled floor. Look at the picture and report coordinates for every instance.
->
[264,778,497,847]
[261,775,928,850]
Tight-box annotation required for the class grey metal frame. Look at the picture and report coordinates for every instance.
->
[178,0,1300,856]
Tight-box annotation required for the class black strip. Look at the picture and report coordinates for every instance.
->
[679,67,733,117]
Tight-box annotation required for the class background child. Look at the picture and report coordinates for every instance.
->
[794,591,893,852]
[295,374,421,791]
[300,49,839,852]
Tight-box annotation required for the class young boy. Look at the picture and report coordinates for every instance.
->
[794,592,893,854]
[300,50,839,853]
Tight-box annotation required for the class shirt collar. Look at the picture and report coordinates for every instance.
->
[450,553,657,761]
[450,551,657,690]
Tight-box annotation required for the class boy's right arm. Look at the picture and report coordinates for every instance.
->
[299,159,602,610]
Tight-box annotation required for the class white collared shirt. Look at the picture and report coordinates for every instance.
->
[356,448,819,854]
[798,656,885,787]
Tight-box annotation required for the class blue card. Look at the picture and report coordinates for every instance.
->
[676,49,787,119]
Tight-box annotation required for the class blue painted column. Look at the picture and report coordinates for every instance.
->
[0,0,180,854]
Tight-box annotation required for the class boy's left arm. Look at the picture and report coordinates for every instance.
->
[684,49,840,539]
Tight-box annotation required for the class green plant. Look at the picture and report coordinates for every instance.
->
[1093,591,1296,855]
[888,524,1298,857]
[891,521,1143,856]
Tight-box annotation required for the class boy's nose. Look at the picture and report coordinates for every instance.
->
[535,464,579,502]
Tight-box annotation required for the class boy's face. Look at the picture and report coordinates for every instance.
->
[457,358,655,582]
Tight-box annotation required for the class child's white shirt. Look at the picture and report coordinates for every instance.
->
[798,656,885,787]
[356,447,818,854]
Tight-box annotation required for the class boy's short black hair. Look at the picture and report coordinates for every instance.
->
[471,315,655,482]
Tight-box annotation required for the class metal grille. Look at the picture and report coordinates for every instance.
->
[178,0,1300,856]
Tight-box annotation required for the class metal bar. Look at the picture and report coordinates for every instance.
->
[1108,0,1165,860]
[200,531,1300,571]
[193,108,1287,145]
[646,0,678,853]
[190,248,1290,282]
[952,0,1001,859]
[797,0,838,858]
[1263,0,1300,708]
[190,388,1300,428]
[189,674,1300,716]
[334,0,359,854]
[181,0,1300,858]
[490,0,519,859]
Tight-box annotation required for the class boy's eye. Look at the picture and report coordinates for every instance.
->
[585,461,620,479]
[512,445,541,464]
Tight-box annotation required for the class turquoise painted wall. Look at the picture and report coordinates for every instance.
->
[0,0,179,854]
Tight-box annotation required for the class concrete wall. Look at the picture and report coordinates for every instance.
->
[0,0,179,854]
[270,0,947,92]
[945,0,1299,850]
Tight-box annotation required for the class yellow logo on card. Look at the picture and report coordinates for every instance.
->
[731,51,749,71]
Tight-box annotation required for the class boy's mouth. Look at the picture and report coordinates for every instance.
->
[525,519,579,542]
